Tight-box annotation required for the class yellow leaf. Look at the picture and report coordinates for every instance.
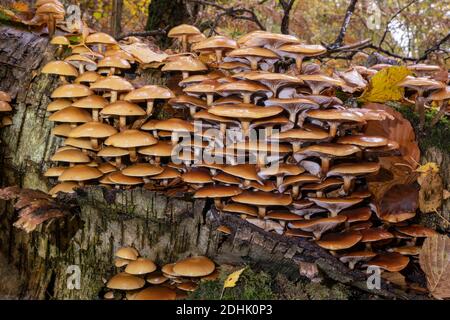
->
[359,66,411,103]
[223,267,246,289]
[416,162,439,173]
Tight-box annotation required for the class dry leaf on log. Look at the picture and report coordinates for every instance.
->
[374,183,418,223]
[419,235,450,299]
[364,103,420,167]
[416,163,444,213]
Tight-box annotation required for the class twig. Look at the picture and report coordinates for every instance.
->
[327,0,359,50]
[418,32,450,61]
[188,0,265,31]
[116,28,168,40]
[279,0,295,34]
[379,0,417,47]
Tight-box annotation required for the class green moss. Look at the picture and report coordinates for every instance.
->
[387,102,450,153]
[189,267,274,300]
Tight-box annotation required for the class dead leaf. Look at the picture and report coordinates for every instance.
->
[419,235,450,299]
[417,167,444,213]
[381,271,407,289]
[378,184,418,221]
[298,261,320,281]
[364,103,420,167]
[359,66,411,103]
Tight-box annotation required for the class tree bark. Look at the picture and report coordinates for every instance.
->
[110,0,123,38]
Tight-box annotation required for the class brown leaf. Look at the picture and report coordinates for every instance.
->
[374,183,418,223]
[364,103,420,167]
[381,272,407,289]
[419,235,450,299]
[418,170,444,213]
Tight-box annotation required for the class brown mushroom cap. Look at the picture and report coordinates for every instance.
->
[124,258,157,275]
[295,143,361,158]
[309,197,363,215]
[151,167,181,180]
[101,100,146,116]
[0,101,12,112]
[105,130,158,148]
[172,256,215,277]
[278,43,326,56]
[208,104,282,119]
[316,231,362,250]
[360,228,394,243]
[222,164,262,183]
[51,84,93,99]
[138,141,173,157]
[72,95,108,109]
[116,246,139,260]
[396,225,438,238]
[98,55,131,70]
[44,166,67,177]
[48,106,93,123]
[58,165,103,182]
[340,207,372,223]
[162,56,207,72]
[215,81,272,97]
[124,85,175,102]
[106,272,145,290]
[289,215,347,238]
[48,182,78,196]
[50,35,70,46]
[270,125,329,142]
[142,118,195,133]
[181,168,213,184]
[237,31,300,48]
[339,250,377,267]
[194,185,242,199]
[122,163,164,177]
[232,191,292,207]
[337,135,389,148]
[0,91,11,102]
[366,252,410,272]
[428,86,450,101]
[132,286,176,300]
[107,172,144,185]
[327,162,381,177]
[86,32,117,45]
[51,124,74,137]
[397,77,445,92]
[168,24,201,38]
[169,95,208,110]
[74,71,102,84]
[42,60,79,77]
[222,202,258,216]
[90,76,134,92]
[51,149,90,163]
[307,109,364,122]
[146,272,168,285]
[68,121,118,138]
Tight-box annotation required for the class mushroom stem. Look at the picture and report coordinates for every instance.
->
[90,138,99,150]
[213,198,223,210]
[276,176,284,187]
[129,147,138,162]
[189,106,197,117]
[343,175,354,194]
[288,112,297,123]
[431,100,448,126]
[291,142,301,153]
[265,126,273,138]
[115,156,122,168]
[329,122,339,137]
[219,123,227,138]
[182,71,189,79]
[248,57,258,71]
[242,93,252,104]
[110,91,118,103]
[181,34,188,52]
[416,96,426,130]
[171,132,179,145]
[98,44,104,54]
[291,185,300,199]
[257,206,267,219]
[109,67,116,76]
[215,49,223,63]
[78,181,85,187]
[295,56,304,73]
[92,109,99,122]
[78,64,85,74]
[59,75,67,84]
[206,94,214,106]
[146,100,154,115]
[241,121,250,138]
[119,116,127,131]
[47,15,56,37]
[320,157,331,174]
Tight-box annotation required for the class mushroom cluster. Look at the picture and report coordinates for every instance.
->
[24,0,65,36]
[43,25,440,275]
[0,91,13,128]
[103,247,217,300]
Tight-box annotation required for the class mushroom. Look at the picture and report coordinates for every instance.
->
[122,163,164,183]
[428,86,450,126]
[71,95,108,123]
[309,197,363,217]
[222,202,258,218]
[192,36,237,63]
[225,47,279,71]
[215,80,272,104]
[124,258,157,275]
[74,71,102,86]
[104,129,158,162]
[339,250,377,269]
[142,118,195,145]
[138,141,173,164]
[100,100,146,130]
[222,164,262,188]
[51,84,93,102]
[172,256,215,277]
[35,1,65,36]
[169,95,208,117]
[86,32,118,54]
[106,272,145,291]
[315,231,362,251]
[48,107,93,128]
[97,55,131,76]
[234,71,302,97]
[258,163,304,188]
[193,185,242,210]
[90,76,134,103]
[42,60,79,83]
[326,162,380,194]
[106,171,144,189]
[360,228,394,250]
[149,167,181,187]
[97,146,129,168]
[231,191,292,219]
[181,168,213,188]
[396,225,438,245]
[50,35,70,56]
[277,44,326,73]
[161,55,208,79]
[58,164,103,187]
[278,173,320,199]
[289,215,347,239]
[270,124,329,152]
[306,109,365,137]
[64,55,97,74]
[298,74,344,95]
[398,77,445,130]
[365,253,410,272]
[208,104,283,138]
[124,85,175,115]
[68,121,118,150]
[237,31,300,50]
[48,182,78,197]
[294,143,361,174]
[132,286,177,300]
[183,80,219,106]
[168,24,202,52]
[265,97,318,125]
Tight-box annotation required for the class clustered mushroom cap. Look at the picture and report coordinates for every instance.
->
[172,256,215,277]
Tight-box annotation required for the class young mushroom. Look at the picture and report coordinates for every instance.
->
[124,85,175,115]
[277,44,327,73]
[104,129,158,162]
[90,76,134,103]
[194,185,242,210]
[86,32,118,54]
[42,60,79,83]
[168,24,202,52]
[161,55,208,79]
[192,36,238,63]
[100,100,146,130]
[326,162,380,194]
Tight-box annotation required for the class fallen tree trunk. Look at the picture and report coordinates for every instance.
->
[0,24,434,300]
